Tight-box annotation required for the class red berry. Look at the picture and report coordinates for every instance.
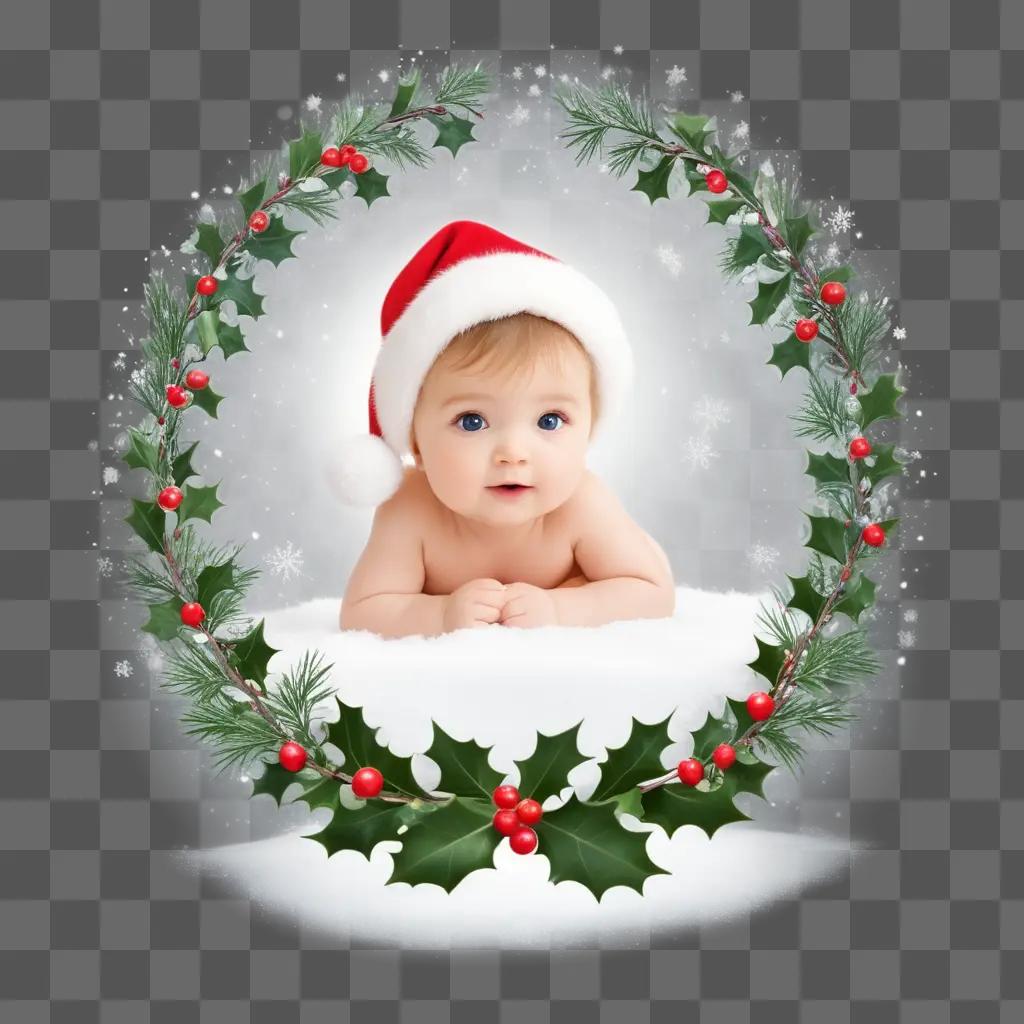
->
[157,416,165,425]
[850,380,858,395]
[165,385,190,408]
[712,744,737,771]
[196,275,218,296]
[516,798,543,825]
[705,169,728,193]
[747,692,775,722]
[248,210,269,233]
[492,784,520,809]
[351,766,384,798]
[849,436,872,459]
[180,602,205,628]
[509,827,538,855]
[840,566,852,581]
[185,369,209,390]
[676,758,705,787]
[862,523,886,547]
[349,152,369,174]
[279,740,307,773]
[338,144,357,164]
[794,318,819,343]
[156,486,183,512]
[820,281,846,306]
[170,357,180,369]
[320,147,343,167]
[493,808,520,836]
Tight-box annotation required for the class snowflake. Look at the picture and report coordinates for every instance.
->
[601,66,615,80]
[97,555,114,578]
[824,241,841,265]
[511,65,523,80]
[508,103,531,127]
[455,164,471,185]
[114,659,133,679]
[666,64,688,87]
[265,540,306,582]
[681,435,717,471]
[613,44,624,55]
[748,543,780,572]
[897,629,916,649]
[730,90,745,103]
[828,205,854,234]
[304,94,322,113]
[692,396,732,432]
[533,64,547,78]
[528,83,541,97]
[559,73,571,84]
[377,69,390,83]
[129,366,147,387]
[87,439,98,451]
[112,352,126,371]
[730,120,749,143]
[335,72,346,83]
[903,608,919,623]
[102,466,120,485]
[656,243,683,277]
[893,326,907,341]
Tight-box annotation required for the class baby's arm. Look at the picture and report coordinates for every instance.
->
[339,486,444,638]
[551,472,676,627]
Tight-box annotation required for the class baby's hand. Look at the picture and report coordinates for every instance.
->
[442,578,507,632]
[498,582,560,629]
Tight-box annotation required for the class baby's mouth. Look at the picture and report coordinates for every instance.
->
[488,484,532,492]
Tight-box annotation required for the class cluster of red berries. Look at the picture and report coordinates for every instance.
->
[320,144,370,174]
[163,367,209,413]
[277,741,386,800]
[792,283,848,344]
[675,693,775,784]
[491,784,542,855]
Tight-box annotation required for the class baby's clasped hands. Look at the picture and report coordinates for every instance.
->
[442,578,560,632]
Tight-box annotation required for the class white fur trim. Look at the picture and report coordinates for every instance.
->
[372,252,634,459]
[324,433,405,507]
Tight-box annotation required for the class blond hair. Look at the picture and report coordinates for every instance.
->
[408,312,600,453]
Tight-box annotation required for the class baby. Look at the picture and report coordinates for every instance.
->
[328,220,675,638]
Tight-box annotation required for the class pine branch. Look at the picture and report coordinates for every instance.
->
[792,627,881,696]
[161,637,232,705]
[274,187,341,228]
[361,124,433,170]
[433,62,492,115]
[180,692,282,777]
[835,291,891,378]
[755,592,804,652]
[790,371,848,444]
[262,649,337,751]
[752,692,861,773]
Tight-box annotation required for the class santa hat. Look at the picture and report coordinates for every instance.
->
[325,219,634,507]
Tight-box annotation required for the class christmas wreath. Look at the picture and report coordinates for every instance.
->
[121,70,905,901]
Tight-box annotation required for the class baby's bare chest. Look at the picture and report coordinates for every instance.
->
[420,514,580,596]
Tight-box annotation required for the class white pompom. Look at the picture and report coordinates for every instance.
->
[323,434,405,507]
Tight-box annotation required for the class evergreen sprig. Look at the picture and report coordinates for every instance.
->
[790,370,849,444]
[749,692,862,774]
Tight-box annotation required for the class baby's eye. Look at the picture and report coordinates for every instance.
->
[455,412,486,432]
[538,412,566,431]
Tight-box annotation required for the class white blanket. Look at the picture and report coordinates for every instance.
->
[178,586,859,948]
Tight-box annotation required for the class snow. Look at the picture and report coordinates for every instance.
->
[179,585,858,948]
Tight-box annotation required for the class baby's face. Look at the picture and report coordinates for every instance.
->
[410,341,593,526]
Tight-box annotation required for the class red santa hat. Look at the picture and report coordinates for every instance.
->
[324,219,633,507]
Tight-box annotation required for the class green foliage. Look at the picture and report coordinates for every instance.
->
[591,712,674,801]
[513,720,588,804]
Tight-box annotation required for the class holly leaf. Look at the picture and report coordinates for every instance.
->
[324,696,427,800]
[805,450,850,488]
[320,166,353,192]
[818,265,853,284]
[195,557,236,612]
[690,705,739,763]
[196,222,225,271]
[786,573,828,625]
[733,223,775,269]
[513,719,587,805]
[591,712,674,802]
[535,794,671,899]
[122,427,160,475]
[612,787,645,820]
[705,197,745,225]
[140,595,184,641]
[423,721,503,801]
[238,178,268,222]
[388,797,496,891]
[833,571,876,623]
[124,497,167,554]
[725,695,760,738]
[215,321,249,359]
[389,68,421,117]
[631,154,675,204]
[187,383,225,419]
[289,127,324,181]
[216,273,265,320]
[170,440,201,488]
[249,760,302,806]
[767,332,811,379]
[804,511,849,565]
[747,635,787,686]
[354,167,391,207]
[176,481,225,526]
[308,800,412,861]
[781,211,814,257]
[292,773,345,815]
[748,274,792,326]
[227,618,282,693]
[864,441,905,485]
[426,112,477,157]
[641,755,774,840]
[857,373,905,430]
[665,111,715,156]
[244,215,304,268]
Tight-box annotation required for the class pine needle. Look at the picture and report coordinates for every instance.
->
[790,371,848,443]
